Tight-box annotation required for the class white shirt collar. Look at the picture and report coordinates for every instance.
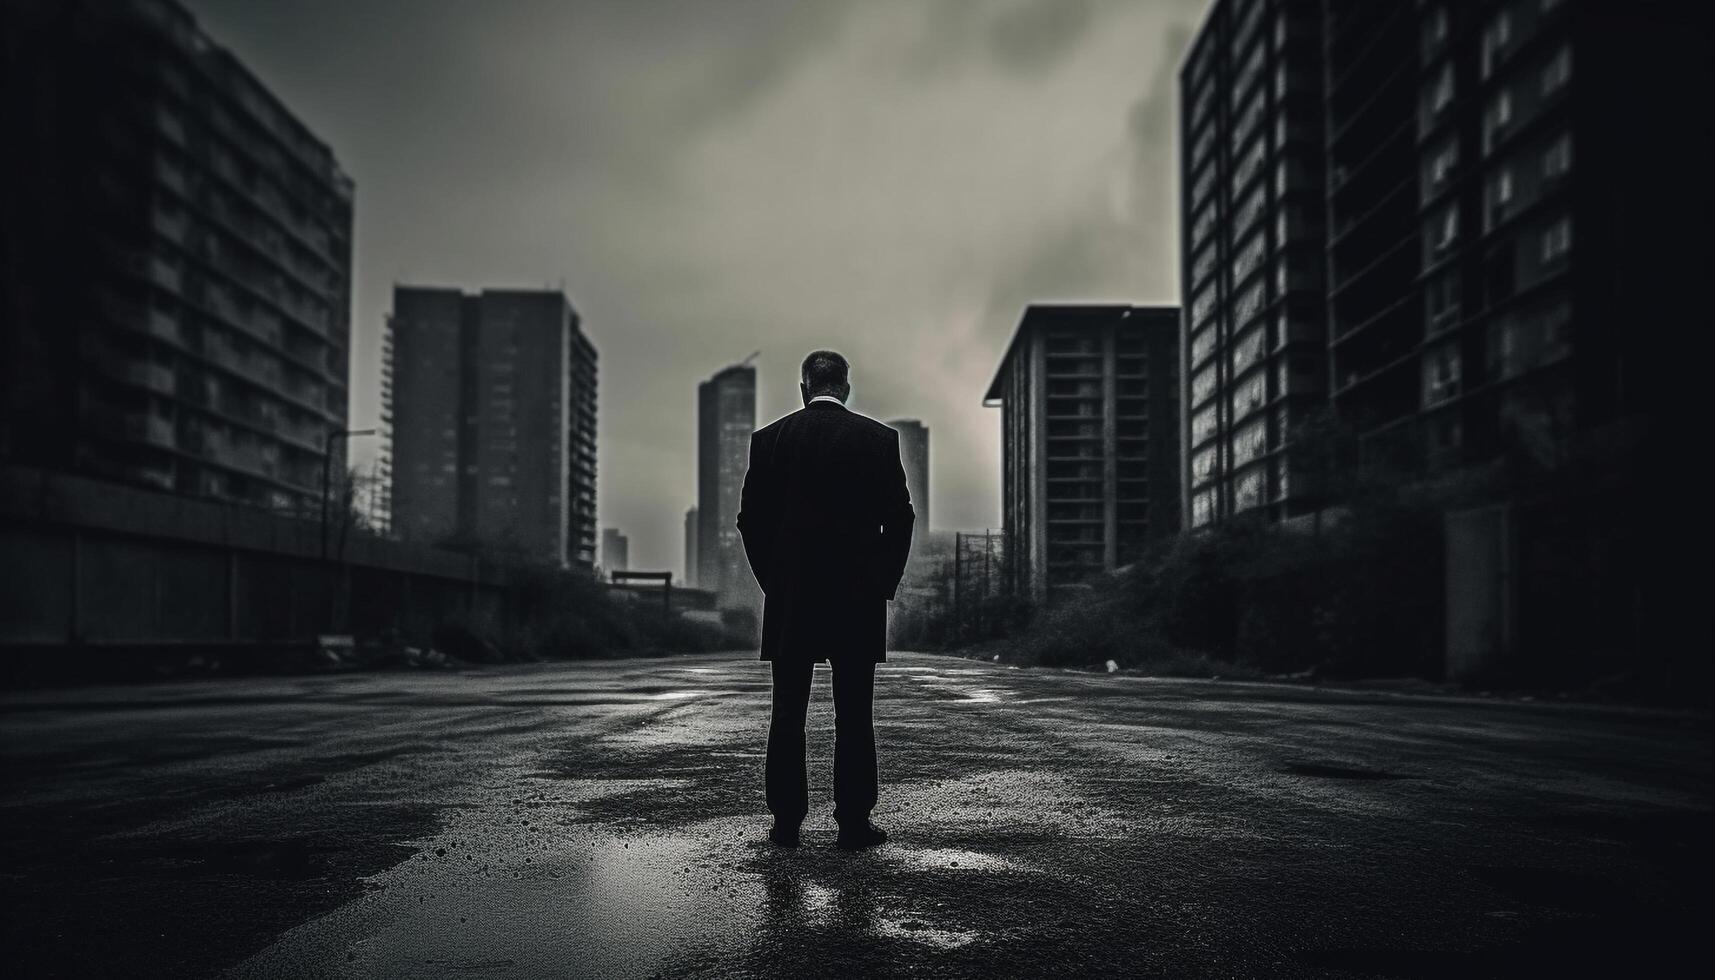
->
[809,395,845,406]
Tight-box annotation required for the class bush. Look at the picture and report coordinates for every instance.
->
[971,480,1455,680]
[428,566,748,663]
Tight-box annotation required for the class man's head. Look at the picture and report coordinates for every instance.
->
[800,349,851,405]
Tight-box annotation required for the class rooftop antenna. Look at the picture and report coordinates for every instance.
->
[739,350,760,368]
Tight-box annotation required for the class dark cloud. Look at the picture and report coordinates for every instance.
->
[980,21,1196,332]
[184,0,1212,574]
[988,0,1097,75]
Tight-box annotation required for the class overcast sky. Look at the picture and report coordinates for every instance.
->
[188,0,1210,577]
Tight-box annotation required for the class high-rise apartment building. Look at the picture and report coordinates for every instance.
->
[697,363,758,609]
[1181,0,1709,527]
[601,527,629,574]
[2,0,353,512]
[389,287,597,568]
[985,305,1181,605]
[888,419,930,535]
[683,506,699,587]
[1180,0,1327,529]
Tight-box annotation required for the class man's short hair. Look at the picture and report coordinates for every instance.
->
[801,350,851,399]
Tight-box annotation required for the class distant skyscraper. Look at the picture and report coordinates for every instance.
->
[697,363,758,609]
[601,527,629,574]
[986,305,1180,605]
[1,0,353,512]
[684,506,699,587]
[888,419,930,534]
[389,286,597,568]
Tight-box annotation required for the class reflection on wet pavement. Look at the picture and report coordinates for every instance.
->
[4,652,1713,978]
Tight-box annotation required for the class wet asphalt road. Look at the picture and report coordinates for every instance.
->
[2,651,1713,978]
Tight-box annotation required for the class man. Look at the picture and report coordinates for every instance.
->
[737,350,915,850]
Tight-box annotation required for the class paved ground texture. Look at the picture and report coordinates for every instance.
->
[3,652,1713,978]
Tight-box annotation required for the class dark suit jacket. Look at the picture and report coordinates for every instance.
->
[736,400,915,663]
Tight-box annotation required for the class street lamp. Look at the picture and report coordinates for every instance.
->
[321,428,376,560]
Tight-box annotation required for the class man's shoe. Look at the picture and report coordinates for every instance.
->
[836,822,888,851]
[768,821,801,848]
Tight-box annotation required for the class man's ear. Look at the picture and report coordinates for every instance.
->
[800,382,811,406]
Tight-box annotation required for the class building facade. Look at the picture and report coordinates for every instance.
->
[2,0,354,513]
[1180,0,1327,530]
[697,363,759,609]
[601,527,629,574]
[389,287,597,568]
[683,506,699,587]
[888,419,930,536]
[985,305,1181,605]
[1181,0,1708,527]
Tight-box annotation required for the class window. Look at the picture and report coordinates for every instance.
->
[1431,204,1460,255]
[1192,241,1219,284]
[1191,488,1216,527]
[1423,137,1459,203]
[1191,282,1219,326]
[1232,233,1267,283]
[1489,300,1572,378]
[1431,64,1455,113]
[1234,466,1265,512]
[1234,279,1267,325]
[1541,216,1572,262]
[1191,363,1220,407]
[1231,326,1266,375]
[1541,46,1572,96]
[1481,8,1512,78]
[1421,6,1450,60]
[1232,96,1266,151]
[1232,138,1268,194]
[1193,241,1221,283]
[1423,343,1462,406]
[1483,89,1513,153]
[1420,63,1455,136]
[1485,166,1515,231]
[1426,271,1462,331]
[1191,323,1218,366]
[1231,371,1267,421]
[1231,418,1268,467]
[1192,403,1220,445]
[1542,133,1573,179]
[1234,184,1268,235]
[1192,445,1220,482]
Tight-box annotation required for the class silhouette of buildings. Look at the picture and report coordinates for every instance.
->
[601,527,629,573]
[697,363,758,609]
[1,0,353,512]
[388,286,597,568]
[888,419,930,535]
[985,305,1181,605]
[1180,0,1709,527]
[683,506,699,587]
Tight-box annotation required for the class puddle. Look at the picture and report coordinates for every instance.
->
[801,881,838,917]
[875,916,982,949]
[890,847,1023,873]
[235,818,764,978]
[949,688,1009,704]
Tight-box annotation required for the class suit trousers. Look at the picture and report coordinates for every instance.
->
[766,658,877,826]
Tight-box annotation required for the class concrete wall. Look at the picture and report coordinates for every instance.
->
[0,466,527,653]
